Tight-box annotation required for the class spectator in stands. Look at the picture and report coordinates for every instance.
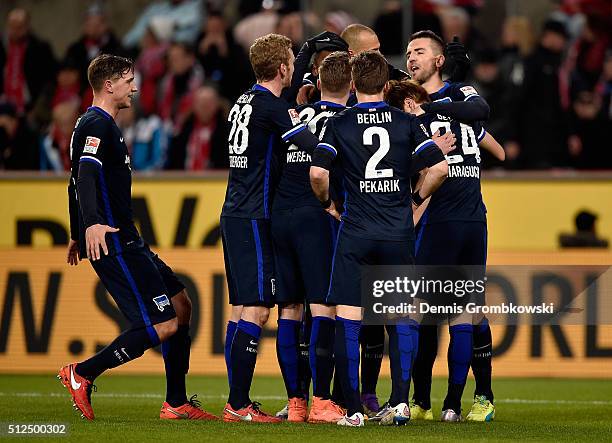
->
[499,16,534,87]
[233,2,279,52]
[166,86,228,170]
[135,17,173,116]
[32,57,85,130]
[469,49,519,168]
[559,209,609,248]
[324,10,356,36]
[40,99,79,171]
[373,0,442,55]
[123,0,204,50]
[196,11,253,102]
[0,8,57,115]
[116,104,169,171]
[568,89,610,169]
[437,6,487,55]
[65,3,125,94]
[0,101,39,170]
[276,11,305,53]
[158,41,205,130]
[518,20,570,168]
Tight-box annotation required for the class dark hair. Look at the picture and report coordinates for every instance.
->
[319,51,351,94]
[409,30,445,54]
[350,50,388,95]
[87,54,134,92]
[384,79,431,109]
[576,210,596,231]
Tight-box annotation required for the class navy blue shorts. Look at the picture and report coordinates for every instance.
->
[415,221,487,265]
[221,216,275,306]
[327,226,415,307]
[271,206,338,305]
[90,241,182,331]
[415,221,487,320]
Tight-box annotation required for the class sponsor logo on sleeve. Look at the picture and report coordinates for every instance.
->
[83,136,101,154]
[460,86,478,97]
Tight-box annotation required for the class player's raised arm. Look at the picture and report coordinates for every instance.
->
[409,118,448,205]
[282,31,348,104]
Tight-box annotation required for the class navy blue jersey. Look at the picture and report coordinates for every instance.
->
[221,84,308,219]
[316,101,442,241]
[418,111,486,224]
[68,106,140,257]
[273,100,346,211]
[422,81,487,224]
[429,81,482,104]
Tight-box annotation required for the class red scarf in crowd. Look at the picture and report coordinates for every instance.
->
[3,40,27,113]
[185,118,216,170]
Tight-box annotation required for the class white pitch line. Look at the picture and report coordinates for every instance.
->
[1,392,611,406]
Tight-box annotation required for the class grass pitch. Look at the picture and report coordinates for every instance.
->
[1,374,611,442]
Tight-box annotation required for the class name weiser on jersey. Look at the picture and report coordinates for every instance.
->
[230,155,248,168]
[286,150,311,163]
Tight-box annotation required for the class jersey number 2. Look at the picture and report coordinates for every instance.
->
[363,126,393,179]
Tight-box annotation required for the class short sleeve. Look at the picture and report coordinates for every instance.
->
[269,98,308,142]
[410,117,437,154]
[78,121,108,168]
[316,117,339,159]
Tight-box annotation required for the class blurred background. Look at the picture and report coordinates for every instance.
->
[0,0,610,378]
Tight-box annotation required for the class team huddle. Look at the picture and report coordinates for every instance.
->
[59,23,503,427]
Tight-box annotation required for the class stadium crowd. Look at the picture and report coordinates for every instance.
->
[0,0,610,171]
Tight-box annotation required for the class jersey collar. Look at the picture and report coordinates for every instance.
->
[355,101,387,109]
[433,81,450,96]
[88,106,113,120]
[252,83,272,94]
[316,100,345,108]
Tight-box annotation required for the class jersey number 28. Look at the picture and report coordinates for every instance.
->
[228,104,252,155]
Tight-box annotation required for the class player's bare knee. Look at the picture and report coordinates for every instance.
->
[279,303,303,321]
[172,290,192,324]
[155,317,179,342]
[310,303,334,319]
[242,305,270,327]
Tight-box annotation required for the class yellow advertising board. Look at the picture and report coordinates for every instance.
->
[1,249,611,378]
[1,175,611,250]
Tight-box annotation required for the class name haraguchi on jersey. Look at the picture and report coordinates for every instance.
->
[316,102,443,241]
[273,100,346,211]
[68,106,140,258]
[423,81,487,223]
[221,84,308,219]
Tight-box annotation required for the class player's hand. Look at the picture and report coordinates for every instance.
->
[66,239,80,266]
[504,141,520,160]
[432,129,456,155]
[325,201,342,221]
[297,84,316,105]
[85,224,119,261]
[306,31,348,53]
[445,36,469,64]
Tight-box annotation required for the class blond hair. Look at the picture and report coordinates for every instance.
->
[249,34,293,82]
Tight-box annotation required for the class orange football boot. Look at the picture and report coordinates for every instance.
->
[287,397,308,422]
[223,402,282,423]
[160,395,219,420]
[57,363,95,420]
[307,396,345,424]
